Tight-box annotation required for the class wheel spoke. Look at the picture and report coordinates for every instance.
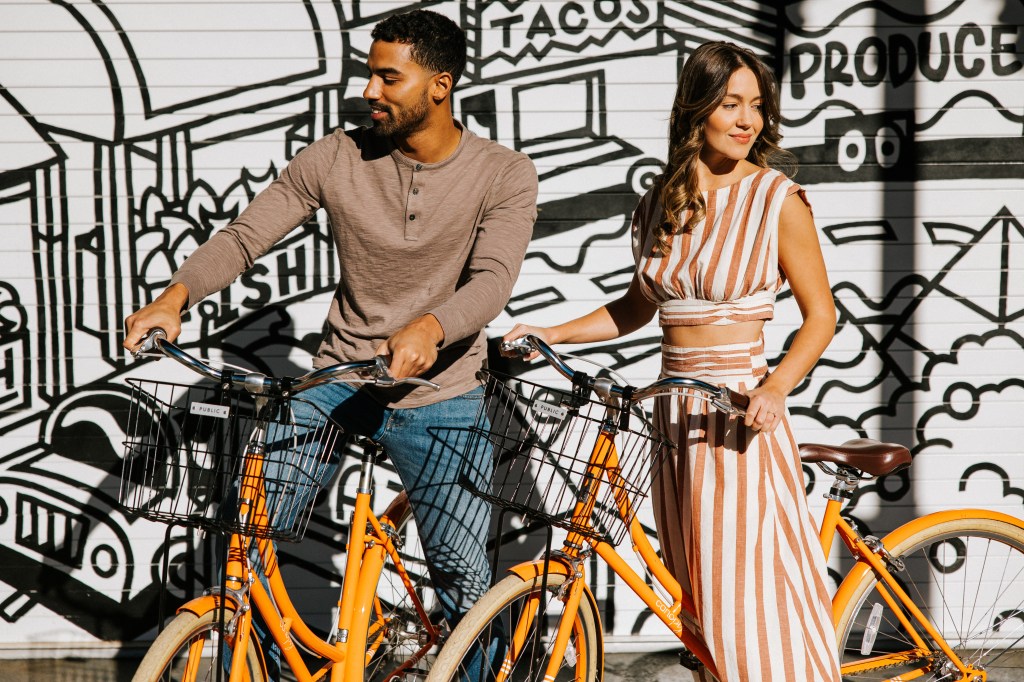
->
[836,519,1024,681]
[428,574,601,682]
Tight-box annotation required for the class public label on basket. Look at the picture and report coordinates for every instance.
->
[190,402,230,419]
[532,401,568,421]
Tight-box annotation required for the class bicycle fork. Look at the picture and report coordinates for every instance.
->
[212,533,258,682]
[544,570,587,681]
[495,554,590,682]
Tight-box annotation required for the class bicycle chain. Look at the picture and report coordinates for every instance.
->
[840,654,965,680]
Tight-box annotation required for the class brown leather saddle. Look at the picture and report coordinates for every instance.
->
[799,438,911,477]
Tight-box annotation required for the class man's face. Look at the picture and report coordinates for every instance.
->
[364,40,434,138]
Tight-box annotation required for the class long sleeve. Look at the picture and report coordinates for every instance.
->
[427,154,537,348]
[169,134,339,308]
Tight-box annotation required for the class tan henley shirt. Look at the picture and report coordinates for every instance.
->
[170,123,538,407]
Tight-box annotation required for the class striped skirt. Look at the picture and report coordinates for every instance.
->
[652,339,840,682]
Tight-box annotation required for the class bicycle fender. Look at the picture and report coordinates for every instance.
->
[176,593,240,618]
[831,508,1024,624]
[172,595,270,677]
[508,558,576,581]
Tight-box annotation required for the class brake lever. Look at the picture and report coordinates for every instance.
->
[371,355,396,386]
[711,387,749,416]
[369,356,440,391]
[397,377,441,391]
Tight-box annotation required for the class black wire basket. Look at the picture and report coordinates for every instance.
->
[464,371,670,546]
[120,379,343,542]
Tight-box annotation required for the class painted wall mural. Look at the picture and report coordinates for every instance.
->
[0,0,1022,656]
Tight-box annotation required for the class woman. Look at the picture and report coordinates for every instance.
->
[503,42,841,681]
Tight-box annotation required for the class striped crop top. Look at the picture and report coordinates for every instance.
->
[631,167,808,327]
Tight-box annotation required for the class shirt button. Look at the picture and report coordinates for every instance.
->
[415,164,423,171]
[412,188,419,195]
[409,214,416,221]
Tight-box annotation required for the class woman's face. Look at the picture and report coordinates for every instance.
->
[700,67,764,166]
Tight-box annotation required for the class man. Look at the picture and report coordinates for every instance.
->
[123,8,537,677]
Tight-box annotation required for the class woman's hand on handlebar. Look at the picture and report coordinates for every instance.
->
[123,284,189,350]
[501,324,554,361]
[740,384,786,433]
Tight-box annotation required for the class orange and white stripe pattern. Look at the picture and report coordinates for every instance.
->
[631,168,805,327]
[652,340,841,682]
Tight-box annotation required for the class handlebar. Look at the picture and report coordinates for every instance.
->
[132,328,441,396]
[500,335,748,416]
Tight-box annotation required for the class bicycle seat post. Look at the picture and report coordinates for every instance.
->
[354,437,385,494]
[329,436,386,649]
[824,466,861,503]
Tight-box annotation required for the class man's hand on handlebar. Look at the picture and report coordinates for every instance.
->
[374,314,444,380]
[123,283,190,351]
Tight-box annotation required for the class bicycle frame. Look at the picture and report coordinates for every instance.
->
[499,413,1024,682]
[174,446,439,682]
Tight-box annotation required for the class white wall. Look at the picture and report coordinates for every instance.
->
[0,0,1021,656]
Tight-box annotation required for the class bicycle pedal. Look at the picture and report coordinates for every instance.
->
[678,649,701,670]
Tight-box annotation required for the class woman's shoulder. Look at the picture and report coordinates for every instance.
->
[630,184,665,261]
[756,166,813,218]
[751,166,804,204]
[633,183,664,223]
[751,165,792,186]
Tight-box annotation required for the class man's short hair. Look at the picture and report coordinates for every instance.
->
[371,9,467,87]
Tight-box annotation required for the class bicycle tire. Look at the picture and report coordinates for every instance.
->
[132,607,266,682]
[426,572,603,682]
[834,515,1024,681]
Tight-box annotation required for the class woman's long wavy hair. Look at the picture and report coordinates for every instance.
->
[654,42,796,253]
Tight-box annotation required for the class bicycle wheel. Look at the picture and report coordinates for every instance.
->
[132,607,265,682]
[427,572,603,682]
[834,516,1024,681]
[364,491,442,681]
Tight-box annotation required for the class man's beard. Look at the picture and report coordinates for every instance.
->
[370,91,430,138]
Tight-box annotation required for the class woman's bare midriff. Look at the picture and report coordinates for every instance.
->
[661,319,765,348]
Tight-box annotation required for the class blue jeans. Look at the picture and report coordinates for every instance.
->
[252,382,494,679]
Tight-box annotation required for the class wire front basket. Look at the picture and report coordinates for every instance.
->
[464,371,670,546]
[120,379,343,542]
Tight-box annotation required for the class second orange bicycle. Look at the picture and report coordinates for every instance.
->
[427,334,1024,682]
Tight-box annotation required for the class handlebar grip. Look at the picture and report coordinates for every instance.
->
[133,327,168,357]
[727,389,749,413]
[500,337,535,355]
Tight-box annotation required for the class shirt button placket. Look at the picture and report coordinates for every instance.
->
[406,163,423,241]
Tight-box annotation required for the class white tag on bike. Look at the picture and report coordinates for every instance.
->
[190,402,230,419]
[532,401,568,421]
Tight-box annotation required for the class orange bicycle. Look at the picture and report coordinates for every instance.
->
[122,330,444,682]
[427,334,1024,681]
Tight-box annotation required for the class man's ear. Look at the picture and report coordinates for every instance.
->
[431,72,454,104]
